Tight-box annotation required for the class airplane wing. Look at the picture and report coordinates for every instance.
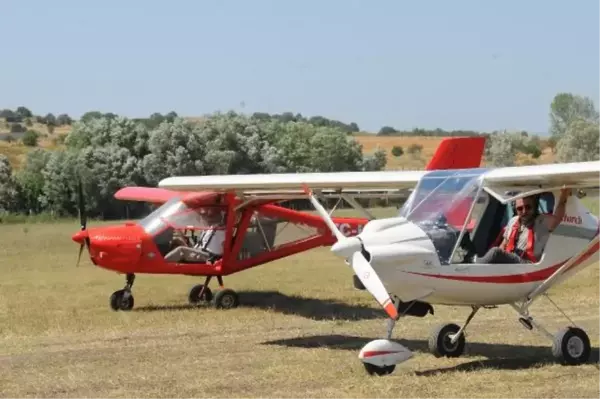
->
[482,161,600,189]
[114,186,185,204]
[158,170,426,199]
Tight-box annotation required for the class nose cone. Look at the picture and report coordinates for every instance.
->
[331,236,362,258]
[72,229,88,244]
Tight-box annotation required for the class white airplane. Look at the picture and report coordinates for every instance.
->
[158,160,600,376]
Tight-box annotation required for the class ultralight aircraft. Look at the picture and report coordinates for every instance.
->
[156,158,600,376]
[72,137,485,312]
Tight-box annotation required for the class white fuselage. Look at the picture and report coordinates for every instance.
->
[357,209,599,307]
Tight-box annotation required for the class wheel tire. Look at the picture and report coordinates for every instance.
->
[213,289,239,309]
[363,362,395,376]
[188,284,213,305]
[428,323,465,358]
[552,327,591,365]
[110,289,134,311]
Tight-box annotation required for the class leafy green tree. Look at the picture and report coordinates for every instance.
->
[549,93,599,138]
[556,119,600,162]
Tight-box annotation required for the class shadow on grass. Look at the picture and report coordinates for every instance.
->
[262,334,599,373]
[133,290,385,321]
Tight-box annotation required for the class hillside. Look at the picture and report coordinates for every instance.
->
[0,117,556,171]
[353,134,556,169]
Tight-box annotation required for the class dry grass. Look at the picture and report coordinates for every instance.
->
[353,135,557,170]
[0,209,598,398]
[0,121,69,168]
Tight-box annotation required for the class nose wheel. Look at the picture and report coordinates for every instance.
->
[110,273,135,311]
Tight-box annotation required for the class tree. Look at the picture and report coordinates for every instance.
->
[378,126,397,135]
[485,132,516,166]
[362,147,387,171]
[57,114,72,125]
[65,116,150,159]
[0,155,18,212]
[16,106,33,119]
[44,113,57,126]
[14,149,52,213]
[556,119,600,162]
[549,93,599,138]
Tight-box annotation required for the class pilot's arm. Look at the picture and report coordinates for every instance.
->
[545,188,571,231]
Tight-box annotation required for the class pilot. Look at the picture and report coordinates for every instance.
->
[165,207,227,263]
[477,188,571,264]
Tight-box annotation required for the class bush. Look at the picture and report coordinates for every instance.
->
[22,130,39,146]
[391,145,404,157]
[407,143,423,154]
[10,123,25,133]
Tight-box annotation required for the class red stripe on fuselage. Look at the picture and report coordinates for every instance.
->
[405,241,599,284]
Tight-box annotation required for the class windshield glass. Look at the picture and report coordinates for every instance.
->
[398,169,487,264]
[138,198,226,236]
[399,169,485,227]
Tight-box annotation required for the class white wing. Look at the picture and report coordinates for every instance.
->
[483,160,600,188]
[158,170,425,199]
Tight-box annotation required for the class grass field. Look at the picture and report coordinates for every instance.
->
[0,207,598,398]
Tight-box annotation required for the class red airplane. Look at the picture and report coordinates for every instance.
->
[72,136,486,311]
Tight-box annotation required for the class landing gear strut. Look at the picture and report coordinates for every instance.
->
[188,276,240,309]
[429,306,479,358]
[511,303,591,365]
[110,273,135,311]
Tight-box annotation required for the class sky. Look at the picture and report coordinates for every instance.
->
[1,0,598,134]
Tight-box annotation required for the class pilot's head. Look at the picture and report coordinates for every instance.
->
[202,207,224,225]
[515,195,537,225]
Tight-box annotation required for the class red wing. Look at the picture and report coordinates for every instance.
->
[114,186,184,204]
[426,136,486,170]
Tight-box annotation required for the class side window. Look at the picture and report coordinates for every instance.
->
[538,192,555,215]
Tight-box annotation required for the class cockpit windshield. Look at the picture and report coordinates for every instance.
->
[398,169,488,264]
[399,169,486,228]
[138,197,226,237]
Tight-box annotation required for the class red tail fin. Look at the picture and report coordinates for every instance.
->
[425,136,486,170]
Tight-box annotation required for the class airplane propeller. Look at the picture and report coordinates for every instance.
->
[75,178,90,266]
[303,185,398,320]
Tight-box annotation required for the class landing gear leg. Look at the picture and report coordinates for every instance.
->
[110,273,135,311]
[188,276,239,309]
[188,276,214,305]
[429,305,479,358]
[510,303,591,365]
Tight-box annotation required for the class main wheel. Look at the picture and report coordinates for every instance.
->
[428,323,465,358]
[552,327,591,365]
[188,284,213,305]
[213,289,239,309]
[109,289,134,311]
[363,362,395,376]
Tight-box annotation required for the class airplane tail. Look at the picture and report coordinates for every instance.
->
[425,136,486,170]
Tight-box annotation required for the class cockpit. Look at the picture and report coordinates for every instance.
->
[137,197,228,257]
[398,169,489,264]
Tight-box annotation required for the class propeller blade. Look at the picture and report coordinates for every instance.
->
[351,251,398,320]
[76,243,84,267]
[301,184,398,320]
[77,179,87,230]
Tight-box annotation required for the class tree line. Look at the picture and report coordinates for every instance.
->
[0,111,387,220]
[0,91,597,221]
